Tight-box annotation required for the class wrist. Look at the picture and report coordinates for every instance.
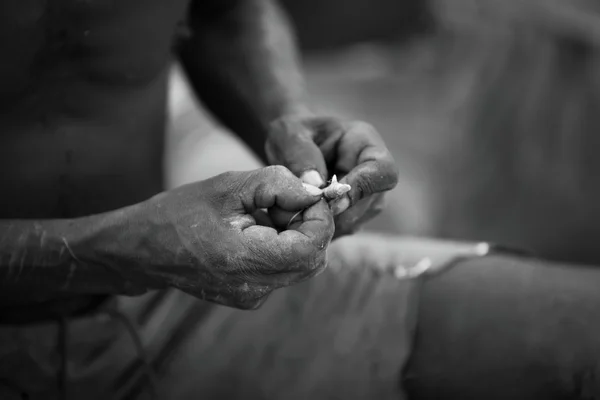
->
[66,203,164,296]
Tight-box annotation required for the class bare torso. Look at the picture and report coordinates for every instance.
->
[0,0,191,311]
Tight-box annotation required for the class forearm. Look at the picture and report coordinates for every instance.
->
[178,0,310,161]
[0,206,157,301]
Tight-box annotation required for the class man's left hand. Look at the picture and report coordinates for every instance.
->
[265,115,399,238]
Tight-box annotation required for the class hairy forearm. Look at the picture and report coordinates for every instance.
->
[178,0,310,161]
[0,207,156,301]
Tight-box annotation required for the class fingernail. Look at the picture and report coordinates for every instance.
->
[330,195,350,215]
[301,170,325,188]
[302,183,323,196]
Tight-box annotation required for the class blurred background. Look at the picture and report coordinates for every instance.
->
[167,0,600,266]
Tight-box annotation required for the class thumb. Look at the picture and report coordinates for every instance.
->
[246,166,324,212]
[266,119,328,187]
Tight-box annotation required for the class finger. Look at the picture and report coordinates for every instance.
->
[263,252,328,287]
[333,194,386,239]
[238,249,326,289]
[308,119,398,214]
[252,210,275,228]
[303,119,398,214]
[300,170,326,188]
[242,198,334,272]
[280,198,335,257]
[324,121,398,213]
[268,206,299,231]
[266,119,328,186]
[246,166,323,212]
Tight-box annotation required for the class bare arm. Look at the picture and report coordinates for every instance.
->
[0,206,158,302]
[0,169,335,309]
[177,0,310,162]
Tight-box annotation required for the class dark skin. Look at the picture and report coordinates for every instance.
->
[0,0,398,313]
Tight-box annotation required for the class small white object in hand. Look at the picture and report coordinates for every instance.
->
[287,175,352,229]
[323,175,351,200]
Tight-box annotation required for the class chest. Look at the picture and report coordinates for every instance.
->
[0,0,191,93]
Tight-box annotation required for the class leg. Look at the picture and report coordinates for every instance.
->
[404,254,600,399]
[142,236,423,400]
[0,235,423,400]
[6,235,600,399]
[111,235,489,399]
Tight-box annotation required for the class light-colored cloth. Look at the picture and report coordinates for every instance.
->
[0,229,496,399]
[0,237,422,400]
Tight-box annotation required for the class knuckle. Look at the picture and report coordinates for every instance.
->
[355,161,399,197]
[216,170,239,185]
[351,176,377,202]
[264,164,292,178]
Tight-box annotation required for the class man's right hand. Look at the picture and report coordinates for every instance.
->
[122,166,334,309]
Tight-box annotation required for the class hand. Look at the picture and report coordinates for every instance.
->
[265,115,399,238]
[130,166,334,309]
